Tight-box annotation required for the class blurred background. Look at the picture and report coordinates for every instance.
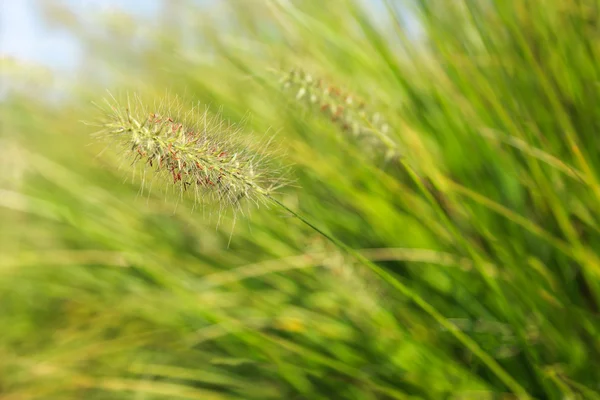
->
[1,0,600,399]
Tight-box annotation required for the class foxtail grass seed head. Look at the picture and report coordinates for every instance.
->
[279,68,399,161]
[92,95,287,210]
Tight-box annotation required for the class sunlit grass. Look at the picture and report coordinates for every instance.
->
[1,0,599,399]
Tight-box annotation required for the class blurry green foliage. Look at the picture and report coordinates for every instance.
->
[1,0,600,399]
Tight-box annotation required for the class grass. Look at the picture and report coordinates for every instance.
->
[1,0,600,399]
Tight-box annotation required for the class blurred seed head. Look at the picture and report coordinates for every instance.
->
[279,68,399,161]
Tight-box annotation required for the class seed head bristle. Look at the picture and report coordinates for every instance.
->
[92,94,287,210]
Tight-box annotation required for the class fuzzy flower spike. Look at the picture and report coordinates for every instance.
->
[279,68,399,161]
[93,94,286,210]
